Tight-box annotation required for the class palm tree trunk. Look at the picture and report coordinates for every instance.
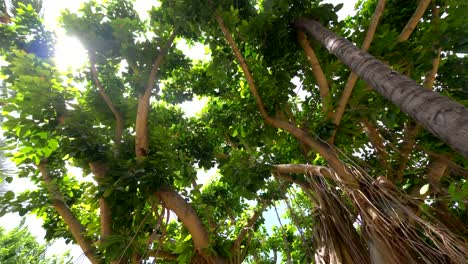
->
[295,18,468,157]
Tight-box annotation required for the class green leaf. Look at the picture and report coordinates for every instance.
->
[41,147,53,157]
[4,191,15,200]
[103,188,113,198]
[419,183,430,195]
[334,3,344,12]
[47,139,59,150]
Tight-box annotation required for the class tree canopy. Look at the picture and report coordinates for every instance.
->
[0,0,467,263]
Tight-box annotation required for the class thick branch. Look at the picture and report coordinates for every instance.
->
[216,14,357,186]
[155,189,227,264]
[397,0,431,42]
[156,189,209,251]
[272,164,328,176]
[297,31,330,114]
[89,56,124,149]
[331,0,387,141]
[135,30,177,158]
[89,161,112,241]
[39,162,100,264]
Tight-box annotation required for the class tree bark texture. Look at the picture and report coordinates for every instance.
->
[295,18,468,157]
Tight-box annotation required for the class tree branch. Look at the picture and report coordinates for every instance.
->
[397,0,431,42]
[330,0,387,143]
[89,162,112,241]
[215,13,357,186]
[394,122,419,183]
[272,164,329,176]
[297,31,331,115]
[395,6,443,181]
[89,55,124,150]
[135,29,177,158]
[155,188,227,264]
[232,202,269,255]
[425,155,449,194]
[39,162,101,264]
[360,118,390,171]
[87,63,123,243]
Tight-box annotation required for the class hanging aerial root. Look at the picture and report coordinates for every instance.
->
[304,171,369,264]
[346,170,468,264]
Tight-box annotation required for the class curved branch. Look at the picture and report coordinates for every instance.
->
[398,0,432,42]
[155,188,227,264]
[330,0,387,142]
[156,189,209,251]
[232,202,269,255]
[135,29,177,158]
[297,31,331,114]
[216,14,357,186]
[89,56,124,149]
[39,162,101,264]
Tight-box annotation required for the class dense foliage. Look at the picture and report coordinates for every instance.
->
[0,0,467,263]
[0,221,72,264]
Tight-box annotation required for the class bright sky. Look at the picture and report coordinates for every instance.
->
[1,0,357,263]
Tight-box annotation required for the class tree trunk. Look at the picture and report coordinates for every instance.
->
[295,18,468,157]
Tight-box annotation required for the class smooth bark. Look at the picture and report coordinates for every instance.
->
[39,162,101,264]
[398,0,432,42]
[156,188,227,264]
[297,31,331,114]
[395,14,442,181]
[89,162,112,241]
[295,18,468,157]
[135,30,177,158]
